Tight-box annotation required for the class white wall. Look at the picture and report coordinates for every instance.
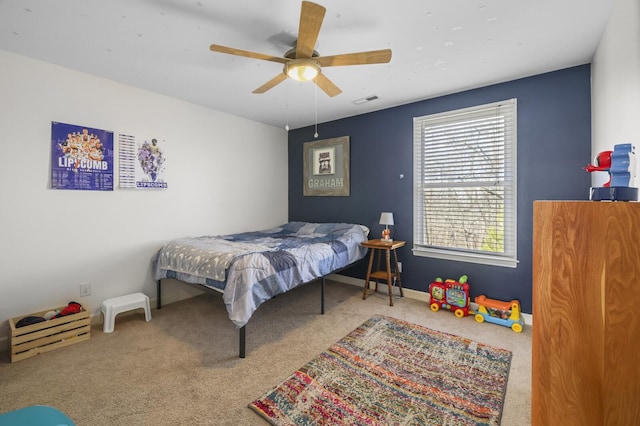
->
[591,0,640,187]
[0,50,288,346]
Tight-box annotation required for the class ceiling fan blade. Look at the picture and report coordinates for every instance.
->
[252,73,288,94]
[296,1,326,59]
[314,73,342,97]
[210,44,288,64]
[316,49,392,67]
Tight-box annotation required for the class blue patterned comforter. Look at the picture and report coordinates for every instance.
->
[153,222,369,327]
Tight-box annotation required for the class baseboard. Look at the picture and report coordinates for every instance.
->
[327,273,430,302]
[328,273,533,326]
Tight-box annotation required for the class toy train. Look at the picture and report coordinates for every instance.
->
[428,276,471,318]
[473,295,524,333]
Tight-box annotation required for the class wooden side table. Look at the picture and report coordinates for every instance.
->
[361,239,405,306]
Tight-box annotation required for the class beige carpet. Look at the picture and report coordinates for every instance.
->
[0,281,531,425]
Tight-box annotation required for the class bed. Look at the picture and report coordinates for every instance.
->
[153,221,369,357]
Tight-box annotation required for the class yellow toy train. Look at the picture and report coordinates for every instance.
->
[473,295,524,333]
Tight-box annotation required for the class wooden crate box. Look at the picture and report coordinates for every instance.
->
[9,305,91,362]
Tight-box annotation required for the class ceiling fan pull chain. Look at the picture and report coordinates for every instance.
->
[314,82,319,138]
[285,76,290,131]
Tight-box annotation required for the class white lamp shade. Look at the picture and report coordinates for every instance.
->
[379,212,394,226]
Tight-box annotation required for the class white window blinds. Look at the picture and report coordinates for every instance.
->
[413,99,517,267]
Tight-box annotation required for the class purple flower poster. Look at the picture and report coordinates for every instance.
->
[51,122,114,190]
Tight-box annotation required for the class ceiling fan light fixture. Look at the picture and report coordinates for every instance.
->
[286,59,320,82]
[210,2,391,96]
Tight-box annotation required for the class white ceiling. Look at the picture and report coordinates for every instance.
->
[0,0,614,130]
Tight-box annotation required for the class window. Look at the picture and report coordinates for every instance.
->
[413,99,517,268]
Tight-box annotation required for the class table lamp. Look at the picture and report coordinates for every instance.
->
[379,212,394,241]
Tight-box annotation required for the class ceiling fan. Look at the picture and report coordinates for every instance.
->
[209,1,392,97]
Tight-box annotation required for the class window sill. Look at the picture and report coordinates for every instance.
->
[412,247,518,268]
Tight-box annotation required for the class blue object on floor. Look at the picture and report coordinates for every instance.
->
[0,405,75,426]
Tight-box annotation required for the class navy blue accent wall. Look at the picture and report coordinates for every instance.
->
[288,65,592,314]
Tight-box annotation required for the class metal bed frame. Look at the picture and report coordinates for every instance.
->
[156,276,330,358]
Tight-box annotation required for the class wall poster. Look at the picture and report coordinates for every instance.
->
[119,134,167,189]
[51,121,114,191]
[303,136,350,196]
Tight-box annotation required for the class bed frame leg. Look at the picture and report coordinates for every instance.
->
[239,326,246,358]
[157,280,162,309]
[321,277,326,314]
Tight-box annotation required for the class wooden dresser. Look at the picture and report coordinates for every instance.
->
[532,201,640,425]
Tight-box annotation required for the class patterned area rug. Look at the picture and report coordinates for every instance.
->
[249,315,512,425]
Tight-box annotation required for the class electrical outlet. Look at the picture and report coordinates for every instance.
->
[397,262,403,273]
[79,282,92,297]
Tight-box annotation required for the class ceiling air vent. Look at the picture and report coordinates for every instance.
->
[353,95,379,105]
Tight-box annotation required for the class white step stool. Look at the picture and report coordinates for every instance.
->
[101,292,151,333]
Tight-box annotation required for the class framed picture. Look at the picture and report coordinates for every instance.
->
[303,136,350,196]
[51,121,114,191]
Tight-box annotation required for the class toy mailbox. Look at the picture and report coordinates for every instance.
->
[585,143,638,201]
